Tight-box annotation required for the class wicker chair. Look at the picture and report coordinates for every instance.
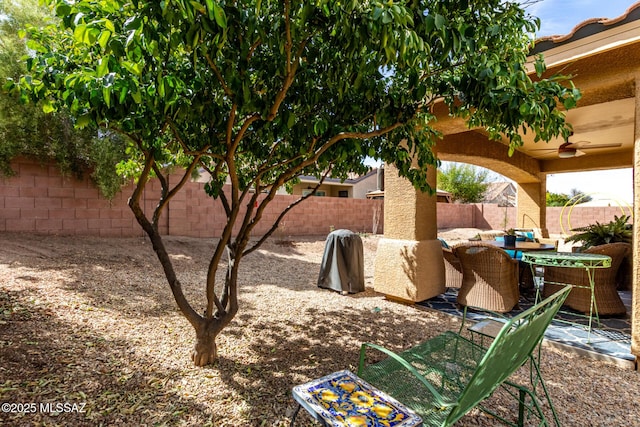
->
[442,246,463,289]
[478,231,505,241]
[542,242,631,316]
[453,243,520,313]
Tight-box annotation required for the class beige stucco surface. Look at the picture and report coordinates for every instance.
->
[374,238,446,302]
[373,164,446,302]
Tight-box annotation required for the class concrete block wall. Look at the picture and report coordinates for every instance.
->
[174,191,385,239]
[0,158,631,238]
[547,205,633,235]
[437,203,476,229]
[0,158,384,238]
[469,204,516,230]
[0,158,142,237]
[474,203,630,235]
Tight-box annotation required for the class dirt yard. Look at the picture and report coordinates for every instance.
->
[1,231,638,426]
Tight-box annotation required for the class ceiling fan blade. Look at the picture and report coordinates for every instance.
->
[565,140,590,148]
[577,143,623,149]
[574,149,586,157]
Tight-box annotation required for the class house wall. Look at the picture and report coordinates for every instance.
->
[0,158,631,238]
[352,173,379,199]
[290,182,352,198]
[290,171,378,199]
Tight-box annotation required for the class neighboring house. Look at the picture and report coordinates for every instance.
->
[194,167,379,198]
[483,182,516,206]
[290,169,379,198]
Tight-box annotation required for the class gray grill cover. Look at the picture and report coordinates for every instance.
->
[317,229,364,294]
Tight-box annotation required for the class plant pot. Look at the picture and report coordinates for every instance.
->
[503,235,517,247]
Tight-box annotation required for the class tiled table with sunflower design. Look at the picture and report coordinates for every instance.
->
[291,370,422,426]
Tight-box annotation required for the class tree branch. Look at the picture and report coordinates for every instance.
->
[128,150,201,329]
[204,52,233,97]
[265,18,308,121]
[246,37,261,61]
[244,168,333,256]
[205,204,240,318]
[231,113,261,154]
[167,120,221,159]
[199,160,231,216]
[284,0,292,75]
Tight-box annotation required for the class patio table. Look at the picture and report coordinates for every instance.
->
[521,251,611,342]
[484,240,556,255]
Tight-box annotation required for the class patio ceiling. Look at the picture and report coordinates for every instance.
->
[434,3,640,177]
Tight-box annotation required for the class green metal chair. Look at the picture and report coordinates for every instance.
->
[358,285,571,426]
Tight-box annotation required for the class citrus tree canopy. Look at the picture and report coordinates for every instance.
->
[10,0,580,366]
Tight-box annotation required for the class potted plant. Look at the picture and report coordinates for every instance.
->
[503,228,517,247]
[565,215,633,290]
[564,215,632,249]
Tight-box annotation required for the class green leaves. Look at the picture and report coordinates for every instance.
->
[313,119,328,136]
[55,2,71,17]
[207,1,227,28]
[120,61,141,76]
[566,215,632,248]
[18,0,579,200]
[41,99,56,113]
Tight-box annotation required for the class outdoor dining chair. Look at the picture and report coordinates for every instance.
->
[439,239,463,289]
[542,242,631,315]
[454,243,520,313]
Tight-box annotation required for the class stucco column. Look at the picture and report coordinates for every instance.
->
[373,164,445,302]
[631,76,640,366]
[516,176,549,237]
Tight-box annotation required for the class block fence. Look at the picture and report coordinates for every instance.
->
[0,158,383,238]
[0,158,632,238]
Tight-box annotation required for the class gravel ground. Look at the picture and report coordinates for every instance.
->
[0,230,639,426]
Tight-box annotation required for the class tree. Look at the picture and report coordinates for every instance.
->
[11,0,580,366]
[0,0,126,197]
[438,163,491,203]
[546,191,570,207]
[546,189,592,207]
[569,188,592,203]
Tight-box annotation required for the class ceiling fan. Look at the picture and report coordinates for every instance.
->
[530,133,622,158]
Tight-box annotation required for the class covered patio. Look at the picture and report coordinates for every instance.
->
[373,3,640,368]
[419,277,633,368]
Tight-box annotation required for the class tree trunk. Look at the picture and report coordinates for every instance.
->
[192,322,219,367]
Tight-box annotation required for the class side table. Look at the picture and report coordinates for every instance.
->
[521,251,611,342]
[290,370,422,426]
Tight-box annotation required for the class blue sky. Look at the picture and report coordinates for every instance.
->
[527,0,636,203]
[526,0,636,36]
